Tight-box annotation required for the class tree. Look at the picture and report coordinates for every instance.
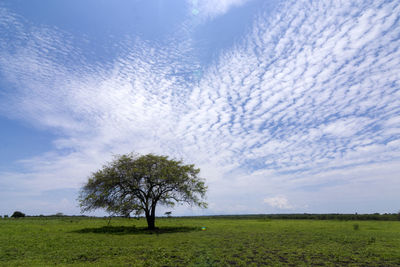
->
[11,211,25,218]
[79,153,207,229]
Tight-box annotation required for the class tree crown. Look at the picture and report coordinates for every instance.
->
[79,153,207,218]
[11,211,25,218]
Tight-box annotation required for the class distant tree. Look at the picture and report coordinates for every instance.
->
[165,211,172,218]
[55,212,64,217]
[11,211,25,218]
[4,215,8,218]
[79,153,207,230]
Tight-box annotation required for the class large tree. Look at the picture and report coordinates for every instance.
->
[79,153,207,229]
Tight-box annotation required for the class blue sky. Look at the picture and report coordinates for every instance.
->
[0,0,399,216]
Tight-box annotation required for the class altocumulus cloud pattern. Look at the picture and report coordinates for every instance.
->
[0,0,399,215]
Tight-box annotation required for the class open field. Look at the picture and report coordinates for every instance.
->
[1,216,400,266]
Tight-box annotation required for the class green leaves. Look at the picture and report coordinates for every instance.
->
[78,153,207,228]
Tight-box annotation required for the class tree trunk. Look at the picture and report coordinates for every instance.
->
[145,205,156,230]
[146,214,155,230]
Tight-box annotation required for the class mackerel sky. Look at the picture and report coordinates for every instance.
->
[0,0,399,216]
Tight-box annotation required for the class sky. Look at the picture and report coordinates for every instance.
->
[0,0,399,216]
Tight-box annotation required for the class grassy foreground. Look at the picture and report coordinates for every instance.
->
[1,217,400,266]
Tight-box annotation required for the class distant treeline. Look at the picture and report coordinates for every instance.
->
[264,213,399,221]
[1,214,89,219]
[2,213,399,221]
[181,213,400,221]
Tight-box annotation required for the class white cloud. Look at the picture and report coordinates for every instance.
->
[264,196,293,210]
[321,117,370,138]
[1,0,400,215]
[189,0,252,20]
[182,0,400,174]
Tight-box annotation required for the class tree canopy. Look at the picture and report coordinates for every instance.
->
[79,153,207,229]
[11,211,25,218]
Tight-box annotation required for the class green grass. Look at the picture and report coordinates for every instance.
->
[1,217,400,266]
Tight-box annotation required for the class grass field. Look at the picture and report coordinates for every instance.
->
[1,216,400,266]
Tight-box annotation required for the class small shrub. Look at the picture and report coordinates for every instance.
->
[11,211,25,218]
[4,215,8,218]
[353,224,359,230]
